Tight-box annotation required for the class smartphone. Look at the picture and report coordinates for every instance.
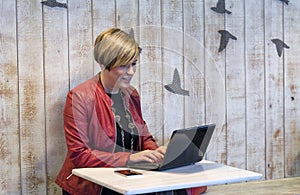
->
[114,169,143,178]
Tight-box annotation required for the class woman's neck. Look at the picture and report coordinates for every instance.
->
[99,71,120,94]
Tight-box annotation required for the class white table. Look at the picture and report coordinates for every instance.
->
[72,160,263,195]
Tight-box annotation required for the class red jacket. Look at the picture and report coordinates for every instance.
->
[55,73,158,195]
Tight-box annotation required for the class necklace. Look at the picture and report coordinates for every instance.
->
[111,93,136,153]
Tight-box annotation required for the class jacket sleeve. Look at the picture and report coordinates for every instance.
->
[139,120,158,150]
[63,90,131,168]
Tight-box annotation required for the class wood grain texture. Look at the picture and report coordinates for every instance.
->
[139,0,164,145]
[68,0,94,89]
[225,0,246,169]
[161,0,184,144]
[42,0,68,194]
[204,0,227,164]
[0,0,20,194]
[207,176,300,195]
[1,1,300,194]
[245,0,266,178]
[284,0,300,177]
[183,0,206,127]
[265,0,285,180]
[17,0,46,193]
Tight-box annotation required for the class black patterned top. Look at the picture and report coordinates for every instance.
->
[108,91,138,153]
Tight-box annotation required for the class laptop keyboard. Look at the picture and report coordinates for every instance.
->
[127,161,161,170]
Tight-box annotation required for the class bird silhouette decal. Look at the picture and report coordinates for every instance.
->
[129,28,135,39]
[211,0,232,14]
[271,39,290,57]
[164,68,189,96]
[279,0,289,5]
[218,30,237,52]
[41,0,67,8]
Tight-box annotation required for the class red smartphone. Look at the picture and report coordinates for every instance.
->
[114,169,143,178]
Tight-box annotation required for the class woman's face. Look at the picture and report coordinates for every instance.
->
[102,60,137,93]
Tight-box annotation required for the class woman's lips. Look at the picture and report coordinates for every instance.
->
[121,77,131,83]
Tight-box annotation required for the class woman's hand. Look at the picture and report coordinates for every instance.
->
[155,146,167,155]
[128,146,166,164]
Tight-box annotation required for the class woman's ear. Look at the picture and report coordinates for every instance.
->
[99,64,105,70]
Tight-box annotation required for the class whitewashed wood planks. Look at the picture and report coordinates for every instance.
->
[161,0,185,144]
[284,0,300,177]
[204,0,227,164]
[68,0,94,89]
[1,1,300,194]
[225,0,246,169]
[17,0,46,193]
[0,0,20,193]
[245,0,266,179]
[43,0,68,194]
[183,0,206,128]
[265,0,285,179]
[139,0,164,145]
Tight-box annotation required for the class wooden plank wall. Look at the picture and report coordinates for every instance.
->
[0,0,299,194]
[245,0,266,180]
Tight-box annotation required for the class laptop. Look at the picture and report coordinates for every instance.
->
[127,124,215,171]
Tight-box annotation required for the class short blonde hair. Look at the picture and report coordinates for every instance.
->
[94,28,141,70]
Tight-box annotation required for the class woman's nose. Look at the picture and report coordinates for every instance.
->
[127,64,136,75]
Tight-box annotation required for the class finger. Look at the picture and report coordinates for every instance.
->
[142,151,159,162]
[129,151,153,163]
[156,146,167,155]
[148,151,164,162]
[153,151,164,159]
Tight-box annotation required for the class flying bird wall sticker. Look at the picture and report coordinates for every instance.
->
[279,0,289,5]
[40,0,292,92]
[129,28,135,39]
[164,68,189,96]
[41,0,67,8]
[218,30,237,52]
[211,0,232,14]
[271,39,290,57]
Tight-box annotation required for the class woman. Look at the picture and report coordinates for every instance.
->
[55,28,206,195]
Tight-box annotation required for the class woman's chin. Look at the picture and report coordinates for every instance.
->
[120,80,131,88]
[120,83,130,89]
